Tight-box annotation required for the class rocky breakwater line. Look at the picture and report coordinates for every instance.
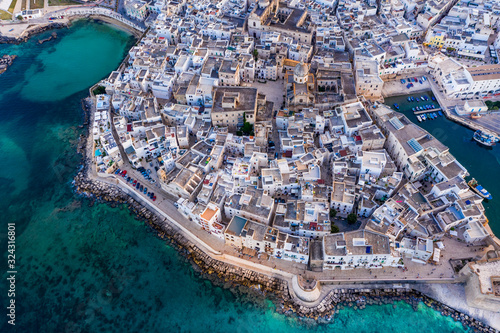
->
[0,23,68,44]
[72,171,290,304]
[279,287,495,331]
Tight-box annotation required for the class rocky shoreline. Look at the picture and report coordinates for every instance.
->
[0,22,68,45]
[72,168,496,332]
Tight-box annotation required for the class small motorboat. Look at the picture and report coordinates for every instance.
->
[468,178,493,200]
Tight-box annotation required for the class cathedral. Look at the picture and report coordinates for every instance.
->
[284,60,316,109]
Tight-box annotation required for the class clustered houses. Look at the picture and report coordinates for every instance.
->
[89,0,498,271]
[424,1,500,99]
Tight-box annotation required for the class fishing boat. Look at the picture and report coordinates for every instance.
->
[393,103,400,110]
[407,97,411,102]
[420,96,425,101]
[468,178,493,200]
[411,96,415,102]
[431,96,436,101]
[438,111,443,116]
[412,107,415,112]
[424,96,429,101]
[417,115,422,122]
[473,130,499,147]
[432,112,437,118]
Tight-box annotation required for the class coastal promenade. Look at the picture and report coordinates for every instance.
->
[0,5,144,40]
[427,73,500,138]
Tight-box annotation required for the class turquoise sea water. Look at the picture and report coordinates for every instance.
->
[385,92,500,235]
[0,20,470,332]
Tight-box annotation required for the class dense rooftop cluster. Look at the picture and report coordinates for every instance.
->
[90,0,500,275]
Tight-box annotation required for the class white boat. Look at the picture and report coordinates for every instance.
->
[417,115,422,122]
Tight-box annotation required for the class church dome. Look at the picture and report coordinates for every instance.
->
[293,60,309,84]
[294,60,309,77]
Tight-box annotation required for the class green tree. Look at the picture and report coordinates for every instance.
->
[330,224,340,234]
[17,15,23,20]
[329,209,337,218]
[347,213,357,225]
[92,85,106,95]
[253,49,258,61]
[241,121,253,135]
[241,113,254,136]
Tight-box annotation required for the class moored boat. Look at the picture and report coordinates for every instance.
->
[473,130,499,147]
[468,178,493,200]
[393,103,400,110]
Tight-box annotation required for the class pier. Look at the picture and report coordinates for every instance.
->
[428,78,500,139]
[413,108,442,115]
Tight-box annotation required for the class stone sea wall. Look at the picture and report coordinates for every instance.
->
[0,23,68,44]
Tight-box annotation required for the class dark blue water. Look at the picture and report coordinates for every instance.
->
[0,20,469,332]
[385,93,500,235]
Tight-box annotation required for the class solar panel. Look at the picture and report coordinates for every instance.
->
[389,117,404,130]
[407,138,423,153]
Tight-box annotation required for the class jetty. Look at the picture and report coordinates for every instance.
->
[38,32,57,44]
[428,79,500,139]
[413,107,442,115]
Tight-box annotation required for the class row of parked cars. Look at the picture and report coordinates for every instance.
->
[138,166,156,184]
[115,168,156,201]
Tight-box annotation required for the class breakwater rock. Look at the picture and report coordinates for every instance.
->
[0,23,67,44]
[0,54,16,74]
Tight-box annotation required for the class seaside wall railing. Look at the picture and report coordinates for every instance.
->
[49,7,146,33]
